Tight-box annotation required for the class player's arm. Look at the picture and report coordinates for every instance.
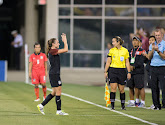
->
[104,57,111,78]
[147,43,155,60]
[44,61,48,77]
[157,50,165,60]
[58,33,68,54]
[126,58,131,80]
[147,50,154,60]
[29,62,32,78]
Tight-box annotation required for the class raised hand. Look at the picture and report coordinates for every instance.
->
[61,33,67,43]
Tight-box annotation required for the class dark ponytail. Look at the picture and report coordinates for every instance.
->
[45,38,57,57]
[115,36,124,45]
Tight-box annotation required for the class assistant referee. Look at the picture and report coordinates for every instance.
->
[104,36,131,110]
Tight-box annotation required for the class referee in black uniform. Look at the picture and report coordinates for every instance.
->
[104,36,131,110]
[37,33,69,115]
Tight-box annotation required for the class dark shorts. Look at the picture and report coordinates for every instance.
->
[108,67,127,85]
[127,74,144,89]
[49,74,62,87]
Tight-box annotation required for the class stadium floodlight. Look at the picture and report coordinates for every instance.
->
[0,0,3,5]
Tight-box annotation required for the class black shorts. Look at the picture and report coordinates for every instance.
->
[108,67,127,85]
[127,74,144,89]
[49,74,62,87]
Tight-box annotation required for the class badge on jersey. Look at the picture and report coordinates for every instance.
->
[40,56,43,59]
[120,56,124,61]
[33,79,36,82]
[130,57,135,64]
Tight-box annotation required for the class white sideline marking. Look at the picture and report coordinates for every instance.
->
[31,84,157,125]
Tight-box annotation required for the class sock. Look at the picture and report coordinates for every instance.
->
[41,94,54,106]
[136,98,139,103]
[110,92,116,108]
[42,86,47,98]
[120,92,125,107]
[56,96,61,110]
[34,87,39,99]
[141,100,145,104]
[130,100,135,104]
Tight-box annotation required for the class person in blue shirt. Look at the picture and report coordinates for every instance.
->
[147,29,165,110]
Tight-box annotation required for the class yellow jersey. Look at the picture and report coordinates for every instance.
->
[107,46,129,68]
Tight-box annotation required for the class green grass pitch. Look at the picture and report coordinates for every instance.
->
[0,82,165,125]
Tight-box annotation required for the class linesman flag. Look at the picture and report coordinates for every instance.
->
[104,78,111,107]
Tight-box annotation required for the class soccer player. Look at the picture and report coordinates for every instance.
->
[29,43,48,101]
[127,36,146,108]
[37,33,68,115]
[104,36,131,110]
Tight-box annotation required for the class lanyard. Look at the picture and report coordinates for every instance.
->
[131,47,139,58]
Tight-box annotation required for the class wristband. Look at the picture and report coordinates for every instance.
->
[128,72,131,73]
[157,51,160,54]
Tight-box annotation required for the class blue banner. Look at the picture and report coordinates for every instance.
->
[0,60,7,81]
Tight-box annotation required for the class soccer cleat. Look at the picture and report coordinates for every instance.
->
[37,104,45,115]
[138,103,145,108]
[152,107,161,110]
[110,107,115,110]
[135,101,141,107]
[121,106,126,110]
[126,102,135,107]
[34,98,40,102]
[147,104,155,109]
[56,110,69,115]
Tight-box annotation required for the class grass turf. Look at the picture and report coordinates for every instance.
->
[0,82,164,125]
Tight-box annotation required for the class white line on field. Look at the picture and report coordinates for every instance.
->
[29,83,157,125]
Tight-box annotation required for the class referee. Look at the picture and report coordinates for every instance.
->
[104,36,131,110]
[148,29,165,110]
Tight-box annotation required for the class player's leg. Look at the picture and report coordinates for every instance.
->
[134,74,145,107]
[54,75,68,115]
[32,70,40,101]
[118,69,127,110]
[34,84,40,101]
[118,84,126,110]
[37,74,56,115]
[110,83,117,110]
[135,88,140,106]
[40,75,47,100]
[37,88,55,115]
[138,88,145,107]
[126,75,135,107]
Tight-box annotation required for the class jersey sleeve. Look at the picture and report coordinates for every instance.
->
[163,42,165,52]
[107,49,112,57]
[29,55,33,62]
[125,49,129,59]
[49,49,58,55]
